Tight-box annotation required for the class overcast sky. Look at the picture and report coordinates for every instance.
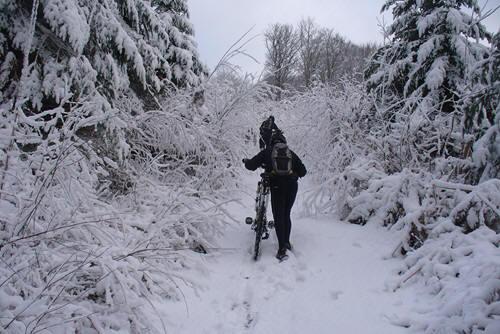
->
[189,0,500,75]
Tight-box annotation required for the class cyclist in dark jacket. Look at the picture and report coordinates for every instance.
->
[243,131,307,260]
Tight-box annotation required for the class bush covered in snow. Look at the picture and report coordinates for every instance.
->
[0,76,260,333]
[0,0,267,332]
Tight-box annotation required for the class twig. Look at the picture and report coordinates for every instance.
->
[391,241,403,257]
[393,264,423,292]
[209,26,259,79]
[2,219,118,247]
[31,312,100,334]
[0,265,30,288]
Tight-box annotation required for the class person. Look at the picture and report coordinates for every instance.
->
[243,124,307,260]
[259,115,281,150]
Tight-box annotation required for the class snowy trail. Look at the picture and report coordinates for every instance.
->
[163,180,413,334]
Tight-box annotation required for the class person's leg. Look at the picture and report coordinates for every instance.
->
[271,186,287,249]
[284,182,298,246]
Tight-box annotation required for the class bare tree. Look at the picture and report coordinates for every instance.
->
[318,28,346,85]
[264,23,299,98]
[264,20,377,93]
[297,18,322,88]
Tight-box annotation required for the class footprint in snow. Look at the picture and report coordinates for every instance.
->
[330,290,344,300]
[243,300,257,329]
[276,281,293,291]
[295,273,306,282]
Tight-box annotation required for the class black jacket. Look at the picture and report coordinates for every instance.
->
[244,146,307,181]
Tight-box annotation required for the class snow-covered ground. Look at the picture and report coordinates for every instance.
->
[160,176,416,333]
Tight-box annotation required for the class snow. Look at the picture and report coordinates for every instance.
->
[446,8,467,34]
[43,0,90,54]
[417,37,439,64]
[418,11,439,37]
[394,225,500,333]
[158,175,414,334]
[425,56,448,91]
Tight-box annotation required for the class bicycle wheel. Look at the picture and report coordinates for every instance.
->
[253,210,265,261]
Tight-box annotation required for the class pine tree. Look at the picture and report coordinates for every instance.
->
[0,0,206,200]
[152,0,206,87]
[0,0,205,115]
[469,32,500,182]
[464,32,499,135]
[365,0,492,169]
[0,0,210,244]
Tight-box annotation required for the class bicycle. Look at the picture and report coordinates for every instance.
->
[245,172,274,261]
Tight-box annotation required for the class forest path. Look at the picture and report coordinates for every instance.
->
[163,176,414,334]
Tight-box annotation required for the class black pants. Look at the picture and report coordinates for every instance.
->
[270,181,298,250]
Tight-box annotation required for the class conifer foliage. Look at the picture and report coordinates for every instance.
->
[367,0,490,105]
[0,0,204,108]
[0,0,207,203]
[468,32,500,183]
[365,0,493,169]
[0,0,207,197]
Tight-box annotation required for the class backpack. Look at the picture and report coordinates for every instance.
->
[271,143,293,176]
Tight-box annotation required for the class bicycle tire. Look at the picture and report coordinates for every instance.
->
[253,209,265,261]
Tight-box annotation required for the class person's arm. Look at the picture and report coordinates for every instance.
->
[244,150,265,171]
[292,151,307,177]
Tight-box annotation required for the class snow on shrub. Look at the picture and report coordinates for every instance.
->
[0,119,231,333]
[0,55,265,332]
[389,218,499,334]
[302,158,385,217]
[302,119,499,333]
[336,168,500,333]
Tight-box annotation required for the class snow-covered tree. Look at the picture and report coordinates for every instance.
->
[0,0,207,195]
[152,0,206,87]
[0,0,205,115]
[365,0,492,169]
[367,0,491,104]
[469,32,500,182]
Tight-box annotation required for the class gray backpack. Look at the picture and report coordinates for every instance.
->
[271,143,293,175]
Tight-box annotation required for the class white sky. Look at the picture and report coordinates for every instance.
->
[189,0,500,75]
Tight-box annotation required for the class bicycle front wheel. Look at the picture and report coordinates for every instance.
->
[253,212,265,261]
